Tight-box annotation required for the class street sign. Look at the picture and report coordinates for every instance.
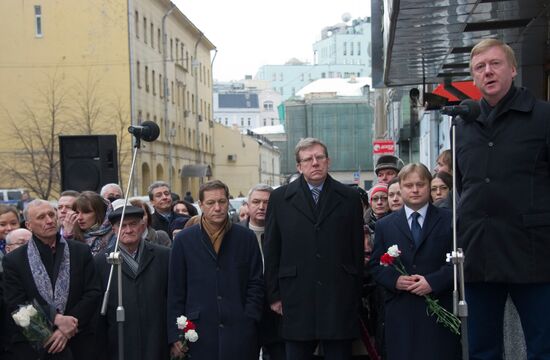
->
[373,139,395,154]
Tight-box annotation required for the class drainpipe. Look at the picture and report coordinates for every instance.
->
[193,32,204,182]
[162,3,176,186]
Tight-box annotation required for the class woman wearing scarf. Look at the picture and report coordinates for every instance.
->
[64,191,114,256]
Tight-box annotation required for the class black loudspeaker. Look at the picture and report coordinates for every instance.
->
[59,135,118,193]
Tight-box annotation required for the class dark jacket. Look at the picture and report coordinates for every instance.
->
[145,226,171,247]
[167,223,264,360]
[456,86,550,283]
[264,175,364,341]
[2,236,101,360]
[369,205,460,360]
[95,240,170,360]
[150,210,186,240]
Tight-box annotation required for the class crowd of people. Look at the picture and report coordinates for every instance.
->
[0,38,549,360]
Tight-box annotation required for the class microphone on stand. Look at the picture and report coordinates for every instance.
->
[441,99,481,122]
[128,120,160,142]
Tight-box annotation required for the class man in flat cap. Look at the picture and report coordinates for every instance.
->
[95,199,170,360]
[374,155,404,184]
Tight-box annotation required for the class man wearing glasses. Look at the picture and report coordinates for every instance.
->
[264,138,364,360]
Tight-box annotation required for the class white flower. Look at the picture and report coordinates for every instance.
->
[185,329,199,342]
[176,315,188,330]
[25,305,37,317]
[12,308,31,328]
[387,245,401,258]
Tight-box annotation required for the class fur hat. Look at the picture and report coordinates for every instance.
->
[375,155,404,175]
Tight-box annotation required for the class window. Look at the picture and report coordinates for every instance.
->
[185,51,189,69]
[175,39,179,61]
[279,73,283,81]
[300,73,304,81]
[171,81,174,104]
[357,42,361,55]
[143,17,147,44]
[241,118,244,126]
[272,73,276,81]
[135,10,139,38]
[34,5,43,37]
[343,42,347,56]
[170,38,173,60]
[248,118,251,126]
[159,74,163,98]
[225,118,228,126]
[152,70,156,95]
[157,28,161,53]
[136,61,141,88]
[150,22,154,48]
[271,119,274,126]
[350,42,354,56]
[180,44,184,65]
[145,66,149,92]
[263,119,266,126]
[263,101,273,111]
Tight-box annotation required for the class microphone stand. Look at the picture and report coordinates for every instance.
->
[100,135,142,360]
[447,115,469,360]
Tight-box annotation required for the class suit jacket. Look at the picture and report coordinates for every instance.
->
[167,223,264,360]
[264,175,364,340]
[95,240,170,360]
[369,204,459,360]
[2,236,101,360]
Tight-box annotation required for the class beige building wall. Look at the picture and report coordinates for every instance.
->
[0,0,215,199]
[212,124,280,197]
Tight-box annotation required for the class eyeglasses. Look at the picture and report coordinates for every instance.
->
[371,196,388,203]
[299,154,327,164]
[431,185,449,192]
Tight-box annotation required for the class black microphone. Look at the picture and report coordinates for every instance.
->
[128,120,160,142]
[441,99,480,122]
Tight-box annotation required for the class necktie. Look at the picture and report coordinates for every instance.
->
[311,187,321,204]
[411,212,422,246]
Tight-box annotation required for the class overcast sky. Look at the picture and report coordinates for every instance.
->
[173,0,371,82]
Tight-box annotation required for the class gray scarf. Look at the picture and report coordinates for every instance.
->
[27,237,71,314]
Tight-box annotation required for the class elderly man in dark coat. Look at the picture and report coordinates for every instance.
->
[95,199,170,360]
[456,38,550,359]
[264,137,364,360]
[2,200,100,359]
[167,180,264,360]
[370,164,460,360]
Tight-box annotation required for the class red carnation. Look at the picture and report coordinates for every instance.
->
[184,320,196,332]
[380,253,395,266]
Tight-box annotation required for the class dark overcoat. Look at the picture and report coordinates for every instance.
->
[167,222,264,360]
[369,205,460,360]
[455,86,550,283]
[264,175,364,341]
[95,241,170,360]
[2,236,101,360]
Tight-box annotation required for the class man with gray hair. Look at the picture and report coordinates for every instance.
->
[100,183,123,203]
[239,184,286,360]
[148,181,187,239]
[2,200,100,358]
[5,228,31,253]
[264,137,364,359]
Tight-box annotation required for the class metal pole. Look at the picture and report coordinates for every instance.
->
[126,0,137,196]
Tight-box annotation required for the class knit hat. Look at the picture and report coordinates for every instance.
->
[369,183,388,201]
[375,155,404,175]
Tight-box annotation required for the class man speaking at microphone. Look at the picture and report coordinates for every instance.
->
[455,38,550,359]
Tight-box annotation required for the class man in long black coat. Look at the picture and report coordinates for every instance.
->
[95,200,170,360]
[264,137,364,360]
[370,164,459,360]
[2,200,100,360]
[456,38,550,359]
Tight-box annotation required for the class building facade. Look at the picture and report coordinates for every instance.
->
[212,123,281,196]
[255,16,371,102]
[0,0,215,198]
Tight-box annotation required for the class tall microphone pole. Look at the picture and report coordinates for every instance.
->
[442,99,479,360]
[100,121,160,360]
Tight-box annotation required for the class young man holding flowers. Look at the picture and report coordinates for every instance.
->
[369,163,460,360]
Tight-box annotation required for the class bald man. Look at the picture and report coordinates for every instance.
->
[5,228,31,253]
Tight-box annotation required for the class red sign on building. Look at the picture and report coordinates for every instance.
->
[373,140,395,154]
